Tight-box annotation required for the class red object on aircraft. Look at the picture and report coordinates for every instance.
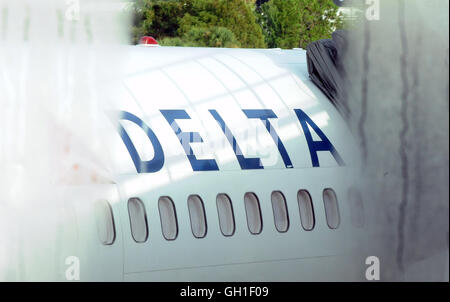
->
[138,36,159,46]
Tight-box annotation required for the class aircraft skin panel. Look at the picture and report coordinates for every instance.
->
[0,46,364,282]
[118,168,360,275]
[123,254,364,282]
[106,46,360,176]
[97,46,365,281]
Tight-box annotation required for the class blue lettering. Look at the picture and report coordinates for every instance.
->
[113,109,344,173]
[294,109,344,167]
[243,109,293,169]
[209,109,263,170]
[160,110,219,171]
[112,111,164,173]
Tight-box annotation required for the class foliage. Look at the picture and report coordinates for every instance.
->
[256,0,343,49]
[130,0,183,44]
[131,0,265,48]
[256,0,301,49]
[161,26,241,48]
[130,0,342,49]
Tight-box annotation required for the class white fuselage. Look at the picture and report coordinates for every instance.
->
[2,46,366,281]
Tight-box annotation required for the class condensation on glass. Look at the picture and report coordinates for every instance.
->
[187,195,207,238]
[128,197,149,243]
[297,190,315,231]
[323,188,340,229]
[348,188,365,228]
[271,191,289,233]
[94,200,116,245]
[244,192,263,235]
[216,194,235,237]
[158,196,178,240]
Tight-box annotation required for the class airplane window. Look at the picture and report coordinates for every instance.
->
[348,188,365,228]
[158,196,178,240]
[323,188,340,229]
[94,200,116,245]
[297,190,315,231]
[271,191,289,233]
[128,198,149,243]
[216,194,235,237]
[244,192,263,235]
[188,195,207,238]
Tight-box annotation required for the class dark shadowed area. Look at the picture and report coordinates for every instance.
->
[342,0,448,281]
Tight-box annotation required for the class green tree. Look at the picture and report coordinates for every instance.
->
[130,0,184,44]
[130,0,266,48]
[161,26,241,48]
[256,0,301,48]
[257,0,343,49]
[214,0,265,48]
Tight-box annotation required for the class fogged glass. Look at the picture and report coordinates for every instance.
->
[188,195,207,238]
[348,188,365,228]
[94,200,116,245]
[244,192,262,235]
[323,188,340,229]
[297,190,315,231]
[158,196,178,240]
[271,191,289,233]
[216,194,235,236]
[128,198,148,243]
